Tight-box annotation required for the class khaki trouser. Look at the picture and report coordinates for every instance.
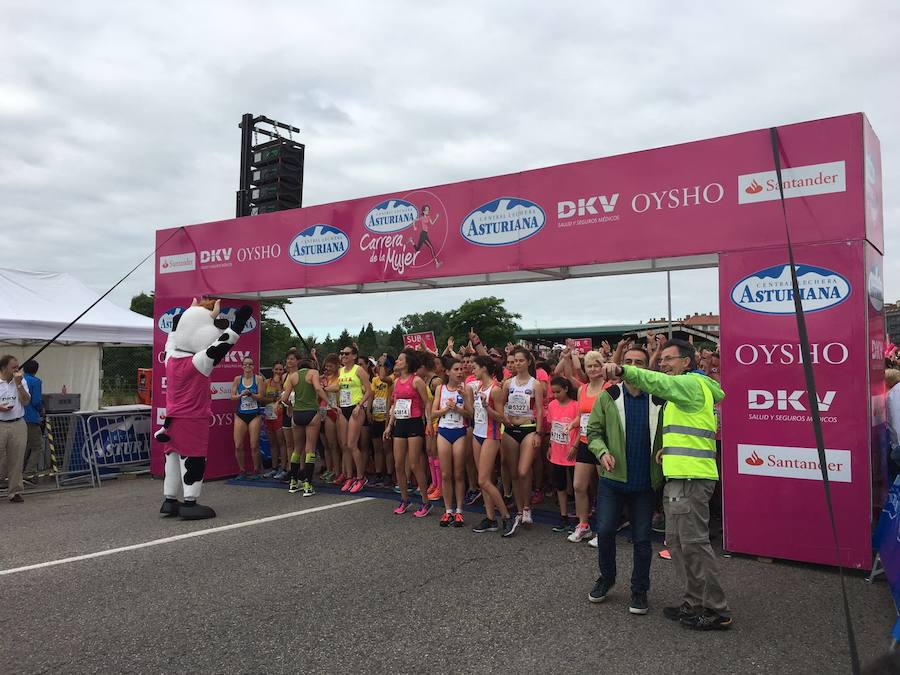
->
[664,478,730,616]
[24,423,44,474]
[0,419,27,498]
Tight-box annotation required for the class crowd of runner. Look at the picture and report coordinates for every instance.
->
[229,329,721,541]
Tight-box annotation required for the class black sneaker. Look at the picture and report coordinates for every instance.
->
[629,593,649,615]
[682,609,733,631]
[501,515,520,538]
[663,602,701,622]
[588,577,613,603]
[472,518,498,533]
[551,516,569,533]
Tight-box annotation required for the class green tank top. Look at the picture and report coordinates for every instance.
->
[292,368,318,411]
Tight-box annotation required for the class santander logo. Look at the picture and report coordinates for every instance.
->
[745,180,763,195]
[746,451,764,466]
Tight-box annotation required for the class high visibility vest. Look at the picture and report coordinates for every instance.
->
[660,375,718,480]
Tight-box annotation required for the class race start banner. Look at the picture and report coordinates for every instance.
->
[154,113,884,567]
[403,331,438,352]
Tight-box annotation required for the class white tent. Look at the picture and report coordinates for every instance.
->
[0,268,153,409]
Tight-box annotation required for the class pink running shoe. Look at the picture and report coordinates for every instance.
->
[531,489,543,505]
[340,478,355,492]
[333,473,345,486]
[394,500,410,515]
[414,502,433,518]
[349,478,367,493]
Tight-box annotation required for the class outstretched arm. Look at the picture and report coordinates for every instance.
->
[193,306,253,376]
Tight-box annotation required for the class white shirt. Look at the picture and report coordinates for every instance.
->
[0,376,29,421]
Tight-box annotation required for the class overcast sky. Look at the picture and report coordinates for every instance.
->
[2,2,898,339]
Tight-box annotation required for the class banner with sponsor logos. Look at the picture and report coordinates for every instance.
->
[403,331,437,352]
[155,114,867,299]
[150,297,261,480]
[720,241,872,568]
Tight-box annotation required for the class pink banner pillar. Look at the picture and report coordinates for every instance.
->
[719,241,877,569]
[150,296,262,481]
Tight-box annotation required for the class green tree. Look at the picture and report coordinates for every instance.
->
[259,299,298,367]
[445,296,521,350]
[130,292,154,317]
[337,329,352,348]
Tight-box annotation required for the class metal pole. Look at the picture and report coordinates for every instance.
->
[236,113,253,217]
[667,270,673,339]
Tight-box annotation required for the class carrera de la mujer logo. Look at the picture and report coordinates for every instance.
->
[730,264,851,315]
[461,198,546,246]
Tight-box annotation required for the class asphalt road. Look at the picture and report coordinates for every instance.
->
[0,477,893,674]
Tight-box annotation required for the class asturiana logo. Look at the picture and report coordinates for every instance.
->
[731,264,851,315]
[289,225,350,265]
[461,198,546,246]
[220,307,258,334]
[157,307,185,334]
[364,199,418,234]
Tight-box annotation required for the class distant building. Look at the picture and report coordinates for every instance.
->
[885,302,900,343]
[649,312,719,336]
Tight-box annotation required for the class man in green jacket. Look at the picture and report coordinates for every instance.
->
[586,346,664,616]
[603,339,732,631]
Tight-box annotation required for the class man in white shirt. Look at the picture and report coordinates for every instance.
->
[0,354,31,502]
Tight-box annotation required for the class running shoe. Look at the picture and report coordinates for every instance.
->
[440,512,452,527]
[288,479,301,494]
[567,523,593,543]
[262,469,277,479]
[629,593,649,615]
[502,514,521,538]
[302,481,316,497]
[370,474,385,488]
[472,518,498,533]
[530,489,543,505]
[663,602,701,622]
[333,473,345,486]
[393,500,410,515]
[427,485,442,501]
[234,473,247,481]
[464,489,482,506]
[452,512,465,528]
[589,535,598,548]
[392,483,402,494]
[414,502,433,518]
[321,470,334,482]
[681,609,733,631]
[521,508,533,526]
[340,478,355,492]
[349,478,367,493]
[551,516,570,533]
[247,472,261,481]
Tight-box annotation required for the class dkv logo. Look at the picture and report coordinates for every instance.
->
[461,198,546,246]
[731,264,851,315]
[364,199,418,234]
[289,225,350,265]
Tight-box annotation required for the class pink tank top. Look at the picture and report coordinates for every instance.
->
[165,357,212,418]
[392,375,423,418]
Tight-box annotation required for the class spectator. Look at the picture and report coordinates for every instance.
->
[0,354,31,503]
[22,360,44,480]
[884,369,900,475]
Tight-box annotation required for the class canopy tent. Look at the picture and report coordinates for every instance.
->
[0,267,153,409]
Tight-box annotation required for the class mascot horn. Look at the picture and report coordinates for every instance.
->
[155,298,253,520]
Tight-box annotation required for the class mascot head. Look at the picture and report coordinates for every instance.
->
[171,298,231,354]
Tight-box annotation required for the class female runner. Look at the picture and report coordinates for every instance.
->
[331,345,373,493]
[369,355,394,486]
[231,356,266,479]
[469,355,514,535]
[546,376,579,533]
[384,349,432,517]
[283,356,331,496]
[320,354,341,483]
[433,358,473,526]
[262,360,286,479]
[408,204,441,268]
[501,346,544,535]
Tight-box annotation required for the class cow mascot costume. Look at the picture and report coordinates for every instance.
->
[155,298,253,520]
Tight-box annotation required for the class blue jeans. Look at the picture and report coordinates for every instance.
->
[595,480,655,594]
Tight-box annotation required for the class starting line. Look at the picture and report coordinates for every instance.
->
[0,497,374,577]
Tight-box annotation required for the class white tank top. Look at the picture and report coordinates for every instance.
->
[473,381,494,438]
[437,384,466,429]
[507,376,536,420]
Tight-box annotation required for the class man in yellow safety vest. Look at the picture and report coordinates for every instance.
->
[604,338,731,631]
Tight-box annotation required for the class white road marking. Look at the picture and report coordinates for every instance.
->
[0,497,374,577]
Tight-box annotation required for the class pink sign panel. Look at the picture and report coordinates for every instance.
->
[150,297,261,480]
[572,338,593,354]
[155,114,866,299]
[403,331,437,352]
[719,241,871,568]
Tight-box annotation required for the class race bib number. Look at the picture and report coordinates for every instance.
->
[326,392,337,408]
[240,395,257,412]
[339,388,352,407]
[444,411,463,427]
[580,413,590,438]
[394,398,412,420]
[507,393,530,416]
[373,397,387,415]
[264,403,277,420]
[551,421,569,445]
[474,397,487,426]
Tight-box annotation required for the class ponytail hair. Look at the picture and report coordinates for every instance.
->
[474,355,497,379]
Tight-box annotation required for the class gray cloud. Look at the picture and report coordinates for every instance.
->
[0,1,897,337]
